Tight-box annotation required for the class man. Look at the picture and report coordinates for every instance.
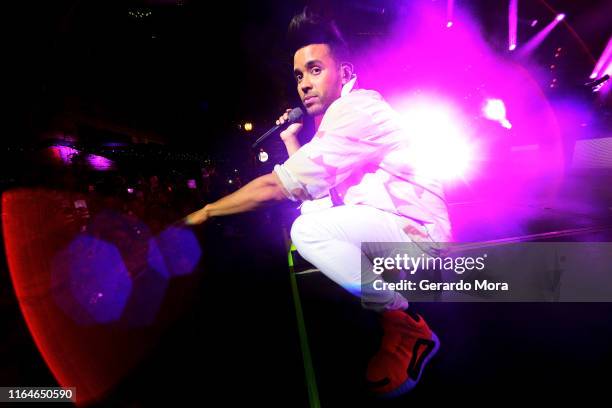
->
[186,9,451,397]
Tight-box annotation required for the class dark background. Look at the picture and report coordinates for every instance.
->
[1,0,612,406]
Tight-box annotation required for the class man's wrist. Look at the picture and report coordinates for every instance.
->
[281,133,299,144]
[283,136,301,155]
[202,204,213,219]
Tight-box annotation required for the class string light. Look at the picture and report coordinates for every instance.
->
[128,8,152,19]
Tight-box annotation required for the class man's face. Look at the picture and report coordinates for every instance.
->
[293,44,344,118]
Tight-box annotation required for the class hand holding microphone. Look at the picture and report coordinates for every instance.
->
[251,107,304,148]
[276,108,304,143]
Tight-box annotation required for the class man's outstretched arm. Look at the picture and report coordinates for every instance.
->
[185,172,289,225]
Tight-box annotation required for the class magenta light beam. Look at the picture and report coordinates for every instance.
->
[590,36,612,79]
[508,0,518,51]
[447,0,454,28]
[518,13,566,58]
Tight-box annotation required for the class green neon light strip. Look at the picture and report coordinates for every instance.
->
[288,251,320,408]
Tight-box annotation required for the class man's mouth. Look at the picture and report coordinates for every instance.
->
[304,96,317,105]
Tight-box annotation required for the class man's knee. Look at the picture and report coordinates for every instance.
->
[290,214,313,246]
[291,212,331,245]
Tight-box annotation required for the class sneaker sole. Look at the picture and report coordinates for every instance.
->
[378,331,440,399]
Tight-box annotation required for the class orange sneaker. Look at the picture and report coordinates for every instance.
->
[366,309,440,397]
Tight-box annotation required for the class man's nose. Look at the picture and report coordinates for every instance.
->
[300,75,313,93]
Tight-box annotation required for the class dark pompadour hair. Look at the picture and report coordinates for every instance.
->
[287,7,350,62]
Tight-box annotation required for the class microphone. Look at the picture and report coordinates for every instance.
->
[252,107,304,148]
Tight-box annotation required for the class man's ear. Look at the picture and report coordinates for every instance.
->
[340,62,354,85]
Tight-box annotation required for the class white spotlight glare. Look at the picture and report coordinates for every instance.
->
[482,98,512,129]
[397,98,476,181]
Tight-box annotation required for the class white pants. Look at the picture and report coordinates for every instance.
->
[290,202,431,312]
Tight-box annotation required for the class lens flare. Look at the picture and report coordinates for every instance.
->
[396,97,477,181]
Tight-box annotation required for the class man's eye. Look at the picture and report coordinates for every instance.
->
[311,67,321,75]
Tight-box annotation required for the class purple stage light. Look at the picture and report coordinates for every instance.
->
[590,36,612,80]
[357,0,566,202]
[50,146,79,164]
[508,0,518,52]
[49,145,114,171]
[447,21,453,28]
[86,154,114,171]
[518,14,566,57]
[530,19,538,27]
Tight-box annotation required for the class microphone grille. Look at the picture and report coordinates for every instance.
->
[287,107,304,123]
